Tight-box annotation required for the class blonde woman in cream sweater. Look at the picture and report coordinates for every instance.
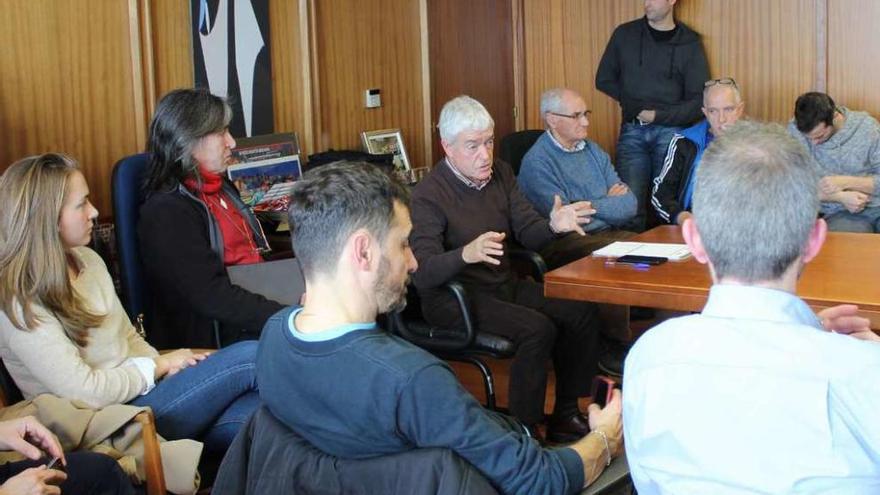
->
[0,153,261,455]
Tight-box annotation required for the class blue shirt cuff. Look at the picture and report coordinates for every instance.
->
[553,446,585,493]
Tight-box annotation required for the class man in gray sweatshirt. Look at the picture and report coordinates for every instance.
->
[788,92,880,233]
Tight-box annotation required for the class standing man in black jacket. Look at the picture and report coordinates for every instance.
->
[596,0,709,231]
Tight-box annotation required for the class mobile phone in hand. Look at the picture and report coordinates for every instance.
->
[45,456,66,473]
[590,375,618,408]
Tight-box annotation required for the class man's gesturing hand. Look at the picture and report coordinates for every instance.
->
[549,195,595,236]
[462,231,506,265]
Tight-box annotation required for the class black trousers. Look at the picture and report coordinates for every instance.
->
[0,451,135,495]
[423,278,600,425]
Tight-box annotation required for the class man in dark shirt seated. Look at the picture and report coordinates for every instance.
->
[409,95,604,441]
[651,78,746,226]
[256,161,622,495]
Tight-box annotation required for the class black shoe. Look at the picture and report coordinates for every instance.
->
[546,413,590,444]
[598,339,630,377]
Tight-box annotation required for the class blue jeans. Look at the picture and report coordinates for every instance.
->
[130,340,259,454]
[616,122,682,231]
[824,206,880,233]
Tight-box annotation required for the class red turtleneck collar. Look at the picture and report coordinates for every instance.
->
[183,167,263,266]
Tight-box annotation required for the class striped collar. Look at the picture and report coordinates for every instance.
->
[445,158,491,190]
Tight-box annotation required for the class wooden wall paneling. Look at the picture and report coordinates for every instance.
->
[814,0,827,93]
[306,0,322,156]
[312,0,426,168]
[522,0,817,156]
[129,0,154,149]
[149,0,194,99]
[676,0,817,126]
[511,0,525,131]
[0,0,144,216]
[521,0,643,156]
[827,0,880,117]
[419,0,432,168]
[427,0,515,165]
[149,0,311,155]
[268,0,310,158]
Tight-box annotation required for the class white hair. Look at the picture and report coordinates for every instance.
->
[438,95,494,143]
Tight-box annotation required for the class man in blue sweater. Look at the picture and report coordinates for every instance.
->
[519,88,637,270]
[256,161,623,495]
[519,88,637,375]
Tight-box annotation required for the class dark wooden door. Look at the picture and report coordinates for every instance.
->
[428,0,516,165]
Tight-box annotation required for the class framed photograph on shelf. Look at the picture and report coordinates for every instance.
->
[361,128,411,172]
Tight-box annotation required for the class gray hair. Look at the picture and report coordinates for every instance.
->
[540,88,569,117]
[693,120,819,282]
[438,95,494,143]
[288,161,409,278]
[703,81,743,106]
[145,88,233,192]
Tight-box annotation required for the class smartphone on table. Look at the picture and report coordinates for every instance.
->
[615,255,667,265]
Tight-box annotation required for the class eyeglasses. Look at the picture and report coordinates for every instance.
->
[548,110,592,120]
[704,77,738,89]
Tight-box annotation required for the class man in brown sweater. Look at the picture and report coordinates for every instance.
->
[410,95,602,442]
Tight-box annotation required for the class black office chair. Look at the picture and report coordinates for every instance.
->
[112,153,228,347]
[388,248,546,411]
[499,130,544,176]
[111,153,151,330]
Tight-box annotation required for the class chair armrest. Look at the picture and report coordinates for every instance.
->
[444,281,475,342]
[508,246,547,282]
[134,410,167,495]
[391,281,476,351]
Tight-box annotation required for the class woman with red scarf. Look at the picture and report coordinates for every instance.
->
[139,89,284,350]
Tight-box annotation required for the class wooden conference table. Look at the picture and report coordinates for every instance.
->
[544,225,880,329]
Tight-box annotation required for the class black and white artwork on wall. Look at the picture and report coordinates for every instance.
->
[191,0,274,137]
